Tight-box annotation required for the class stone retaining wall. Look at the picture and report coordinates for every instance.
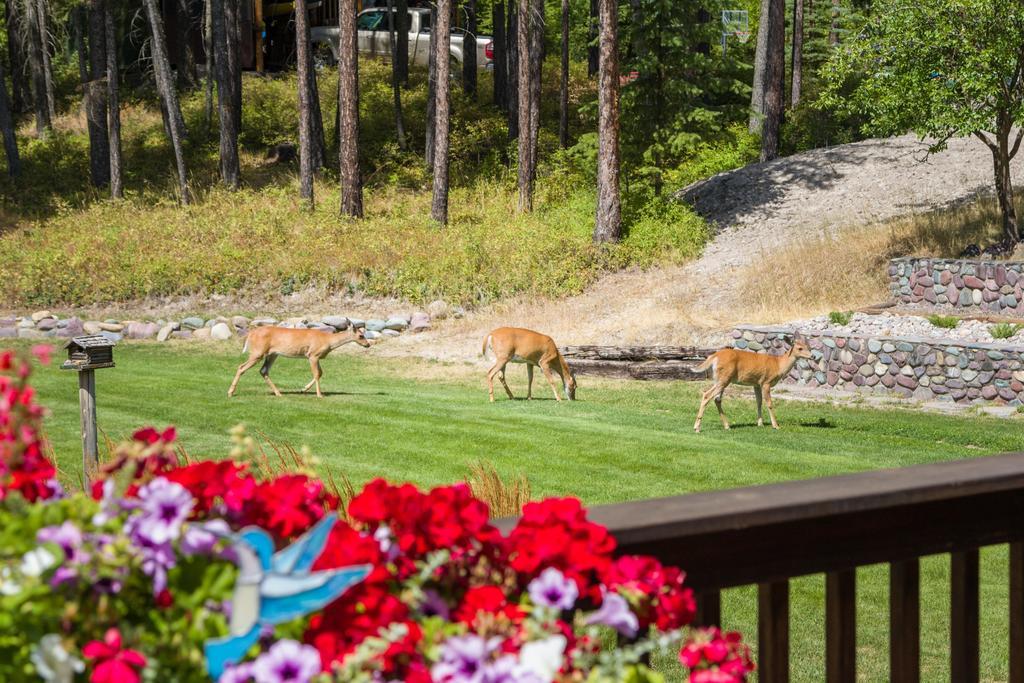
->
[889,257,1024,313]
[731,325,1024,405]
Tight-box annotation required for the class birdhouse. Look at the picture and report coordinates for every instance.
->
[61,335,116,371]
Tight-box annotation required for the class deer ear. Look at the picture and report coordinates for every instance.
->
[782,334,794,345]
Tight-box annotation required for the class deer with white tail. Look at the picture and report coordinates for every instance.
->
[228,326,371,398]
[693,336,813,433]
[482,327,577,402]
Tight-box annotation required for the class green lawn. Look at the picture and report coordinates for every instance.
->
[22,340,1024,681]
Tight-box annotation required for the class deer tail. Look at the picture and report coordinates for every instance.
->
[242,337,249,354]
[696,351,718,373]
[481,334,492,359]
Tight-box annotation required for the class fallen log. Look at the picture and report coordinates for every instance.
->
[561,345,713,361]
[566,358,710,381]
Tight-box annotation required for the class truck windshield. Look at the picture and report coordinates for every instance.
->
[357,11,385,30]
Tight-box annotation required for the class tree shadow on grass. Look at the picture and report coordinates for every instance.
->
[798,417,836,429]
[274,390,390,397]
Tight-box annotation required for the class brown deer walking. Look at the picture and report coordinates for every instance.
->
[482,327,577,402]
[693,336,813,433]
[228,326,371,398]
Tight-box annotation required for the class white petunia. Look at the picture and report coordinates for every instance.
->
[0,566,20,596]
[514,635,567,683]
[21,547,57,577]
[30,634,84,683]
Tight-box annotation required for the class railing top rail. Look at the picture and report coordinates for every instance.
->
[496,453,1024,589]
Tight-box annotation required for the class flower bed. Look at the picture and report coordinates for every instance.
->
[0,348,753,683]
[732,325,1024,405]
[889,257,1024,314]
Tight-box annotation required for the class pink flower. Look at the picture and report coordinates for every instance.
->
[82,629,146,683]
[30,345,52,366]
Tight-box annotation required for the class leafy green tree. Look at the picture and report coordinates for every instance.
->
[822,0,1024,242]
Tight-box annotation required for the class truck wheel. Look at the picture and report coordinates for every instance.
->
[313,43,338,69]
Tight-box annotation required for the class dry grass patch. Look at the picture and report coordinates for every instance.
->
[735,194,1012,323]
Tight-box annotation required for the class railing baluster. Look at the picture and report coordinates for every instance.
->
[1011,542,1024,683]
[890,559,920,683]
[758,580,789,683]
[694,589,721,628]
[826,569,856,683]
[951,549,980,683]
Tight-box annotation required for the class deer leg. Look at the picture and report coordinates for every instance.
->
[764,383,780,429]
[228,356,261,397]
[754,385,764,427]
[305,357,324,398]
[714,387,730,430]
[487,359,510,402]
[541,363,562,402]
[526,364,534,399]
[694,382,725,433]
[259,354,283,397]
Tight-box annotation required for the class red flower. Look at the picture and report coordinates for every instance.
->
[240,474,337,540]
[30,344,53,366]
[505,498,616,600]
[0,351,56,503]
[455,585,526,629]
[680,628,754,682]
[131,426,176,445]
[154,590,174,608]
[164,459,254,516]
[83,629,147,683]
[604,555,695,630]
[305,582,410,666]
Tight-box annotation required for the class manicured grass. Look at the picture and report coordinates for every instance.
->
[23,341,1023,681]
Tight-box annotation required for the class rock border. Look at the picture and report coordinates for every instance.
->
[0,310,440,344]
[889,257,1024,313]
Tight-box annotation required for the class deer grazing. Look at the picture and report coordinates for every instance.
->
[482,327,577,402]
[228,326,371,398]
[693,336,813,433]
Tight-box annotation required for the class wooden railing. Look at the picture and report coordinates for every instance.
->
[499,453,1024,682]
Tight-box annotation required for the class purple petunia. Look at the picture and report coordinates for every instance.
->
[527,567,579,611]
[219,662,255,683]
[250,640,321,683]
[431,634,502,683]
[37,522,88,586]
[136,539,176,594]
[420,589,452,620]
[134,477,194,545]
[585,590,639,639]
[181,519,231,556]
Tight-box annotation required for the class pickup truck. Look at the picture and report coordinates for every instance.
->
[310,7,494,71]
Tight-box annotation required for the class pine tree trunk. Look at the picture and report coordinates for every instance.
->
[296,0,315,204]
[35,0,54,121]
[73,5,88,83]
[86,0,110,188]
[105,2,123,198]
[527,0,541,175]
[492,1,506,110]
[212,0,240,188]
[749,0,771,133]
[462,0,476,96]
[829,0,839,45]
[309,61,326,169]
[431,0,451,224]
[587,0,597,78]
[338,0,362,217]
[559,0,569,148]
[175,0,198,88]
[790,0,803,107]
[759,0,784,162]
[515,0,531,210]
[425,6,437,165]
[593,0,620,242]
[23,0,50,135]
[386,0,406,151]
[142,0,191,204]
[506,1,518,139]
[0,58,21,176]
[204,0,214,125]
[395,0,408,87]
[225,0,241,132]
[4,0,29,113]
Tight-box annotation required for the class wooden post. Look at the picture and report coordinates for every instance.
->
[79,368,98,486]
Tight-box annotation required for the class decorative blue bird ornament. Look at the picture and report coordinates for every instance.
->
[204,513,371,679]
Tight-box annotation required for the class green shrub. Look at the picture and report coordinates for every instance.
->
[927,314,960,329]
[828,311,853,325]
[989,322,1023,339]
